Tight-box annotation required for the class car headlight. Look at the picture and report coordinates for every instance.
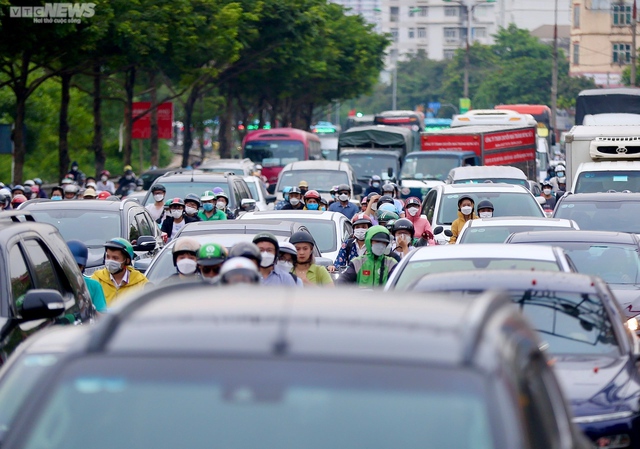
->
[626,317,639,332]
[593,434,631,449]
[573,410,633,424]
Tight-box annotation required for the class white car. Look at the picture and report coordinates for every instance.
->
[384,244,576,291]
[239,210,353,262]
[456,217,579,244]
[243,176,276,211]
[275,160,362,202]
[421,183,546,244]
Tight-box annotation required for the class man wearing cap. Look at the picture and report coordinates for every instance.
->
[253,233,298,286]
[198,191,227,221]
[298,181,309,196]
[82,187,97,200]
[337,225,397,287]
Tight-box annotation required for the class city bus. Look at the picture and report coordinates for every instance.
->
[373,110,425,151]
[242,128,322,193]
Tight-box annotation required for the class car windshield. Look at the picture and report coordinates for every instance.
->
[460,225,572,244]
[201,167,245,176]
[284,219,337,253]
[554,201,640,233]
[18,358,496,449]
[144,182,230,207]
[574,171,640,193]
[339,154,398,182]
[246,182,259,200]
[401,155,460,181]
[27,209,121,247]
[395,258,560,290]
[438,192,544,225]
[277,170,349,193]
[453,178,528,187]
[244,140,305,167]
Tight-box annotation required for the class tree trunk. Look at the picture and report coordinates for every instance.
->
[199,93,206,161]
[124,66,136,166]
[182,85,199,168]
[149,71,159,168]
[218,92,234,159]
[92,65,105,175]
[58,72,72,182]
[303,102,314,130]
[12,90,27,184]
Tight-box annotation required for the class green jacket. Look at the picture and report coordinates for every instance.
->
[349,225,397,287]
[197,209,227,221]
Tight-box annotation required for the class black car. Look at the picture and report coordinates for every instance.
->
[20,198,162,275]
[0,211,94,364]
[0,285,591,449]
[139,168,175,190]
[143,170,255,215]
[553,192,640,234]
[410,270,640,449]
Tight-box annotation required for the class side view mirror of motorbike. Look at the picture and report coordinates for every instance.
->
[433,226,444,235]
[444,230,453,237]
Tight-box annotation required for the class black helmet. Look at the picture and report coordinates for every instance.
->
[476,200,494,211]
[457,195,474,208]
[253,232,280,258]
[391,218,415,236]
[151,183,166,193]
[337,183,351,193]
[289,231,315,247]
[289,186,302,195]
[184,193,201,207]
[370,231,391,243]
[377,195,395,207]
[228,242,262,264]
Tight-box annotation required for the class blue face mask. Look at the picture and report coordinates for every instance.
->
[307,203,319,211]
[51,196,62,201]
[202,203,214,212]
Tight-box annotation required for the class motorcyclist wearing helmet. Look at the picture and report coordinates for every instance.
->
[281,186,304,210]
[219,257,261,285]
[450,195,478,244]
[328,183,359,219]
[298,180,309,196]
[391,218,416,259]
[404,197,435,245]
[377,209,399,229]
[540,181,556,212]
[213,189,235,219]
[330,213,373,272]
[97,170,115,194]
[163,237,201,283]
[476,200,495,219]
[253,233,298,286]
[329,185,339,205]
[277,242,303,286]
[91,237,148,306]
[183,194,203,222]
[289,231,334,286]
[63,183,79,200]
[303,190,321,211]
[228,241,262,268]
[382,183,404,215]
[11,194,27,209]
[198,191,227,221]
[116,165,137,196]
[146,184,167,222]
[33,178,48,198]
[549,164,566,193]
[364,175,382,196]
[161,198,189,242]
[197,243,227,281]
[360,196,368,212]
[0,191,9,211]
[11,185,25,198]
[67,161,85,184]
[67,240,107,313]
[337,226,397,287]
[275,186,292,210]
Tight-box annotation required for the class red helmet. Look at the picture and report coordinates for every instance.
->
[351,213,373,226]
[304,190,320,200]
[100,170,111,177]
[97,191,111,200]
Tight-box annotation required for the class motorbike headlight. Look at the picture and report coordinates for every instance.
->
[626,317,639,332]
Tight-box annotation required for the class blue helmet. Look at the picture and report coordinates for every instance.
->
[282,186,292,201]
[67,240,88,266]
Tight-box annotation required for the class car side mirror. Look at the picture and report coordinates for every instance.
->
[535,196,546,205]
[265,194,277,204]
[133,235,156,252]
[241,198,256,211]
[134,258,152,274]
[387,167,394,178]
[20,289,66,321]
[352,184,363,196]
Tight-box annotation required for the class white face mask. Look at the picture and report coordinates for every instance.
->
[290,198,300,206]
[479,212,493,219]
[185,206,198,215]
[370,202,378,211]
[105,259,123,274]
[338,193,349,202]
[353,228,367,241]
[176,259,197,275]
[460,206,473,215]
[407,207,419,217]
[101,175,108,182]
[543,188,552,195]
[279,261,293,272]
[171,209,183,219]
[153,194,164,202]
[216,201,226,210]
[260,252,275,268]
[371,242,387,256]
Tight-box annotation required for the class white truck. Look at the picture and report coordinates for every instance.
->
[565,124,640,193]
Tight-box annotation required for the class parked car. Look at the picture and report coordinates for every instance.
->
[239,210,352,262]
[139,167,175,190]
[420,183,546,244]
[275,160,363,202]
[0,284,592,449]
[20,198,161,275]
[410,270,640,449]
[553,192,640,234]
[384,243,576,291]
[0,211,94,365]
[199,158,256,176]
[456,217,579,244]
[243,176,276,211]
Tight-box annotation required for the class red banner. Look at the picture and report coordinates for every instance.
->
[131,102,173,139]
[421,134,481,154]
[484,149,536,165]
[483,129,535,152]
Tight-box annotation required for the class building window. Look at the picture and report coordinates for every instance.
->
[444,6,459,17]
[444,28,458,38]
[613,43,631,64]
[418,6,428,17]
[390,6,399,22]
[573,43,580,65]
[408,28,415,38]
[391,28,399,42]
[443,49,456,60]
[612,4,632,26]
[573,4,580,28]
[473,27,487,38]
[410,6,428,17]
[418,27,427,38]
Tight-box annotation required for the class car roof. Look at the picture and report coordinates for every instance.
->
[507,230,639,244]
[466,217,575,227]
[241,210,345,221]
[179,220,303,234]
[92,285,515,367]
[448,166,527,179]
[283,160,350,171]
[559,192,640,202]
[406,244,561,262]
[156,172,237,182]
[20,199,136,211]
[411,270,601,294]
[440,183,531,194]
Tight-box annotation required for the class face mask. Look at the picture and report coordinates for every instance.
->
[306,203,319,210]
[353,228,367,240]
[371,242,387,257]
[479,212,493,219]
[202,203,214,212]
[125,175,132,180]
[101,175,108,182]
[279,261,293,272]
[171,209,183,219]
[460,206,473,215]
[543,188,552,195]
[260,252,275,268]
[176,259,198,275]
[51,195,62,201]
[407,207,419,217]
[290,198,300,206]
[338,193,349,202]
[372,182,380,188]
[216,201,226,210]
[185,206,198,215]
[72,166,78,171]
[105,259,123,274]
[556,171,565,178]
[370,202,378,211]
[154,194,164,202]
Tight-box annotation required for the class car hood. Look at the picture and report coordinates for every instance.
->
[553,354,640,417]
[608,284,640,318]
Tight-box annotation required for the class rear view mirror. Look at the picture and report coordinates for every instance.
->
[241,198,257,211]
[433,226,444,235]
[535,196,546,205]
[387,167,394,178]
[265,194,277,204]
[133,235,156,252]
[352,184,363,196]
[444,230,453,237]
[20,290,66,321]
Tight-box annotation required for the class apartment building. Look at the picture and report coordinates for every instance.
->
[570,0,639,87]
[332,0,383,31]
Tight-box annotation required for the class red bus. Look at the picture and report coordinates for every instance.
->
[242,128,323,192]
[495,104,553,142]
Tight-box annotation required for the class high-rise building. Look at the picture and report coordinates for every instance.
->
[331,0,383,32]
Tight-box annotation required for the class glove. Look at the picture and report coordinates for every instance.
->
[422,230,434,241]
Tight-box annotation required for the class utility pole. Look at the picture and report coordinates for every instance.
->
[551,0,558,145]
[464,1,471,98]
[632,0,637,86]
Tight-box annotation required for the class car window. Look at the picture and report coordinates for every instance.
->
[554,201,640,234]
[236,181,251,200]
[423,191,437,223]
[136,212,154,237]
[22,240,62,292]
[343,220,352,242]
[460,226,572,244]
[287,219,337,253]
[438,192,544,225]
[128,209,141,243]
[27,209,121,247]
[144,182,230,206]
[9,244,34,310]
[232,181,244,205]
[463,157,477,167]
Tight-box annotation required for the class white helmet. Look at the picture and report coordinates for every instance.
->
[23,180,35,187]
[219,257,261,285]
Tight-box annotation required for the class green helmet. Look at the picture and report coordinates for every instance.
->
[377,210,399,224]
[385,219,397,232]
[197,242,228,266]
[104,237,135,262]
